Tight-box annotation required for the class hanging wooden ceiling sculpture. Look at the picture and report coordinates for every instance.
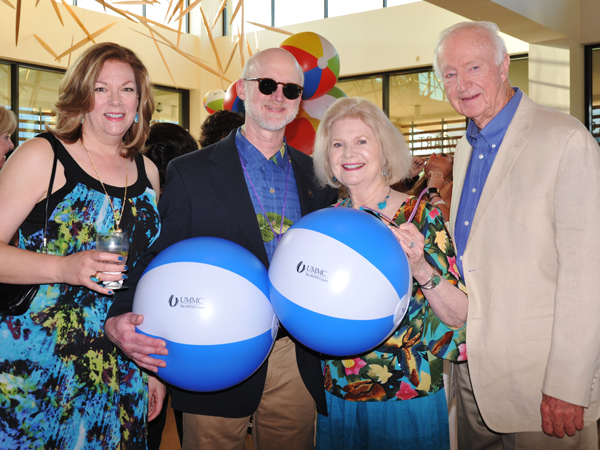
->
[4,0,295,87]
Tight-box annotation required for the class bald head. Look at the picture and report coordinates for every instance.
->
[241,47,304,86]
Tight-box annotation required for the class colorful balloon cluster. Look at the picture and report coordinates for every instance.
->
[203,32,343,154]
[285,85,346,155]
[280,32,340,101]
[223,81,246,115]
[282,32,344,155]
[203,89,225,114]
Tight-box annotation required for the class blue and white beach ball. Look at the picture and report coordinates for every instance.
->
[269,208,412,357]
[133,237,278,392]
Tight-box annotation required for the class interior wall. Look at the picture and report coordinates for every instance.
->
[3,1,596,138]
[529,40,572,115]
[0,1,201,132]
[487,0,580,38]
[422,0,592,119]
[581,0,600,44]
[198,1,530,127]
[491,0,586,120]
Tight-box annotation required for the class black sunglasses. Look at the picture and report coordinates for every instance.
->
[244,78,304,100]
[360,206,399,228]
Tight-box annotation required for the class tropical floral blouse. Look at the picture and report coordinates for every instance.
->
[323,197,467,402]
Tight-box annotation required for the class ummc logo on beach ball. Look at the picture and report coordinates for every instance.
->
[133,237,278,392]
[269,208,412,358]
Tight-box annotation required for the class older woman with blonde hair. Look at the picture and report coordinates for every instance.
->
[0,106,17,169]
[313,96,468,450]
[0,43,163,448]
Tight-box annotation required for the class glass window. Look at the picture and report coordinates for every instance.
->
[75,0,185,31]
[5,61,191,146]
[275,0,324,27]
[152,87,187,127]
[336,76,383,110]
[145,2,173,24]
[328,0,381,18]
[389,70,465,155]
[75,0,143,18]
[230,0,271,35]
[0,63,10,108]
[18,67,63,145]
[146,2,187,31]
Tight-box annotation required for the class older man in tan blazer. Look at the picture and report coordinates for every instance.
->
[436,21,600,449]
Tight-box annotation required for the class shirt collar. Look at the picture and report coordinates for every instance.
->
[466,87,522,148]
[236,127,288,171]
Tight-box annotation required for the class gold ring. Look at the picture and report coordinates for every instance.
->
[92,271,100,280]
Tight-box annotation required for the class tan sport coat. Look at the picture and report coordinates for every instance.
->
[448,93,600,433]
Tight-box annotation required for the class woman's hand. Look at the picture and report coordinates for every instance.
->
[390,223,431,279]
[104,313,168,372]
[58,250,127,295]
[409,157,425,178]
[390,222,467,327]
[427,171,445,190]
[148,376,166,422]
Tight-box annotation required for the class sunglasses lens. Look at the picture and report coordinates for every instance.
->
[361,207,398,228]
[362,209,379,220]
[258,79,278,95]
[255,78,303,100]
[282,84,302,100]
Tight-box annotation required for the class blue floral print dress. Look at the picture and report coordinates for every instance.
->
[317,197,467,450]
[0,133,160,449]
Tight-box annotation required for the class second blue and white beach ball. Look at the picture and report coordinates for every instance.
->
[133,237,278,392]
[269,208,412,357]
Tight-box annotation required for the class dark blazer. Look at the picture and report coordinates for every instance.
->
[107,130,337,417]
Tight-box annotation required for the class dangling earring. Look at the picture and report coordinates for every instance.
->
[332,176,337,182]
[135,113,139,123]
[81,116,85,125]
[382,161,389,179]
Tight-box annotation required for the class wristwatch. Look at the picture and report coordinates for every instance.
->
[418,268,441,290]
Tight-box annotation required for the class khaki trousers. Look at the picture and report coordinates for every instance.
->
[182,337,316,450]
[456,362,598,450]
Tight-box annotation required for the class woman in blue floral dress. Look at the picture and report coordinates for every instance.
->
[312,97,467,450]
[0,43,163,449]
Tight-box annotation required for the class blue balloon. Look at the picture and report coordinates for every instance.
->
[133,237,278,392]
[269,208,412,357]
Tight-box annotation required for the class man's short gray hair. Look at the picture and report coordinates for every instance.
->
[433,21,508,79]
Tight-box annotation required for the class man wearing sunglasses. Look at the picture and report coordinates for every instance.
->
[104,47,337,450]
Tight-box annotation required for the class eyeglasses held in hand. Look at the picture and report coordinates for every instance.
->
[244,78,304,100]
[360,206,399,228]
